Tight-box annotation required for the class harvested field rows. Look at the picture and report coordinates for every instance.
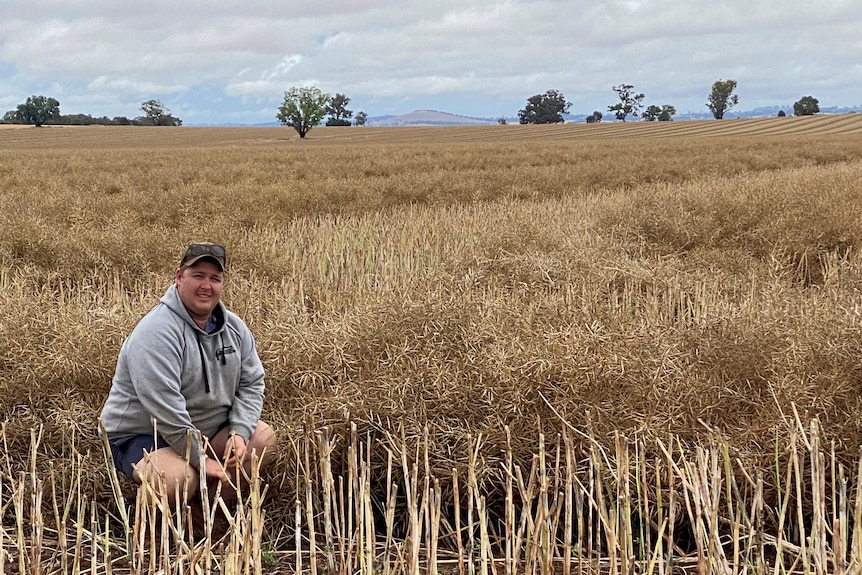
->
[1,119,862,573]
[1,113,862,149]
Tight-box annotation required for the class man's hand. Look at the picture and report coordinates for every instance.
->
[203,456,230,484]
[223,433,247,469]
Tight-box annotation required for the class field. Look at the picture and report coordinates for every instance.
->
[2,115,862,574]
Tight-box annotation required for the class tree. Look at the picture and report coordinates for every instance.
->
[585,111,603,124]
[15,95,60,127]
[354,111,368,126]
[642,105,661,121]
[277,86,330,138]
[325,93,353,126]
[706,79,738,119]
[793,96,820,116]
[642,104,676,122]
[518,90,572,124]
[138,99,182,126]
[607,84,644,122]
[777,110,787,117]
[657,105,676,121]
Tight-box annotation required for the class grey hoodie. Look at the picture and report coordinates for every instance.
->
[100,284,265,468]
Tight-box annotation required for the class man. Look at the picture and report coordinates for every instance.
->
[101,242,276,501]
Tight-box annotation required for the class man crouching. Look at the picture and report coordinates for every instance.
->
[101,242,277,504]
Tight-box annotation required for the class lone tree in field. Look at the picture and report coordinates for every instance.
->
[608,84,644,121]
[325,93,353,126]
[15,95,60,127]
[793,96,820,116]
[277,86,330,138]
[518,90,572,124]
[139,99,182,126]
[354,111,368,126]
[585,111,603,123]
[707,79,739,119]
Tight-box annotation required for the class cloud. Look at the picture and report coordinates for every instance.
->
[88,76,188,96]
[0,0,860,123]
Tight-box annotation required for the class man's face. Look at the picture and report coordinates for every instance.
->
[175,260,224,321]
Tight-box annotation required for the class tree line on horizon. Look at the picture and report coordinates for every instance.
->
[0,89,370,136]
[3,80,823,131]
[2,97,183,127]
[513,80,822,125]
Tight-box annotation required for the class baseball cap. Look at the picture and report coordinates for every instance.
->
[180,242,226,271]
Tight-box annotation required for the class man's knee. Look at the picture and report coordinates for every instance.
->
[133,448,200,500]
[249,421,277,464]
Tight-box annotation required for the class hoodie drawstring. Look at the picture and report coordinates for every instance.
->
[195,333,211,393]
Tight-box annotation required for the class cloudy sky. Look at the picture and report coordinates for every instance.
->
[1,0,859,124]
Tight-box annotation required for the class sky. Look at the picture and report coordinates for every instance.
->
[1,0,860,125]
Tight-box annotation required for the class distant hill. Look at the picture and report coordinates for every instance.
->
[368,110,496,126]
[234,110,496,128]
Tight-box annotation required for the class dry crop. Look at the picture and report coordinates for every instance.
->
[2,116,862,573]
